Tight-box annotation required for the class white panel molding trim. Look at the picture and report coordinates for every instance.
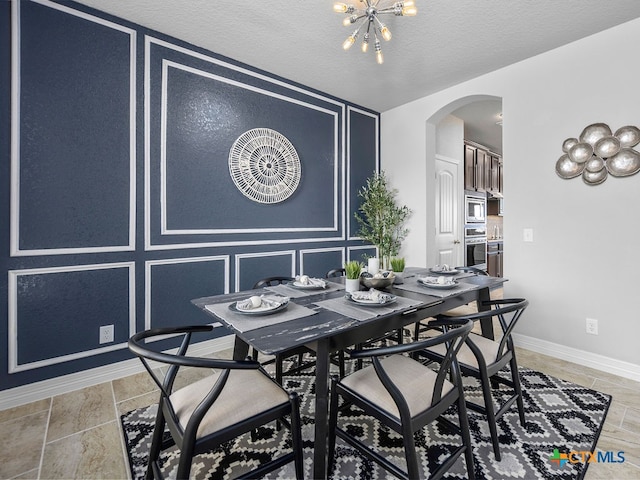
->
[234,250,296,292]
[347,245,378,262]
[144,255,230,331]
[144,35,346,251]
[299,247,345,275]
[159,60,340,235]
[0,334,234,412]
[513,333,640,383]
[347,105,379,241]
[10,0,137,257]
[8,262,136,373]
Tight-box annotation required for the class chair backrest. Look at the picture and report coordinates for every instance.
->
[253,276,294,288]
[325,268,345,278]
[454,265,488,276]
[128,326,261,432]
[446,298,528,363]
[348,319,474,416]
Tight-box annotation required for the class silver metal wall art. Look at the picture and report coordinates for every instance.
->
[228,128,301,203]
[556,123,640,185]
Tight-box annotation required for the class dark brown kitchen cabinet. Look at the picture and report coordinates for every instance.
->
[488,155,501,194]
[464,143,488,192]
[464,144,476,190]
[464,141,502,195]
[487,241,503,277]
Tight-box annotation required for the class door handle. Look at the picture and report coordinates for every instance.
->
[453,240,461,244]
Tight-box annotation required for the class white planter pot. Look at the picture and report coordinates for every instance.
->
[393,271,404,284]
[345,278,360,293]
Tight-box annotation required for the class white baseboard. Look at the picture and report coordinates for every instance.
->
[513,333,640,383]
[0,335,236,412]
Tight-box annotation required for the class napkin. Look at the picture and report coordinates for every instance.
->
[419,276,455,286]
[295,275,328,288]
[235,294,289,311]
[431,264,456,273]
[347,288,394,304]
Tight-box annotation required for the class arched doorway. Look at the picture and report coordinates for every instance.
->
[425,95,502,267]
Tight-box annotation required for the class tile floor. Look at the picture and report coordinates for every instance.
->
[1,343,639,479]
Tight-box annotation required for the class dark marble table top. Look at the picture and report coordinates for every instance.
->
[192,272,506,356]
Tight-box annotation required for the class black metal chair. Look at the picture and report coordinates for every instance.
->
[455,265,489,276]
[325,268,345,278]
[128,325,304,480]
[253,275,295,288]
[419,298,529,461]
[251,276,345,382]
[413,265,489,341]
[325,266,406,371]
[328,319,475,479]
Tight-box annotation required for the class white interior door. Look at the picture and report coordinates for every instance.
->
[435,156,462,267]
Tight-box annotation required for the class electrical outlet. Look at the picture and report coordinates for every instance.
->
[586,318,598,335]
[99,325,114,344]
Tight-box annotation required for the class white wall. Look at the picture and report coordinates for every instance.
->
[436,115,464,160]
[381,18,640,373]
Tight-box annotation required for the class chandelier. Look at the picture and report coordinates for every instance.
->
[334,1,417,64]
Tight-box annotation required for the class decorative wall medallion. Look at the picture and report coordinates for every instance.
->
[228,128,301,203]
[556,123,640,185]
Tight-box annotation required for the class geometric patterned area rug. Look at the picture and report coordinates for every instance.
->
[120,364,611,479]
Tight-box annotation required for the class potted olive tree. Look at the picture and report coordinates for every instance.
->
[355,172,411,270]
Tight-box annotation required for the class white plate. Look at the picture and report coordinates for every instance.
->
[347,295,397,307]
[290,280,327,290]
[428,267,459,275]
[418,278,459,290]
[229,300,289,315]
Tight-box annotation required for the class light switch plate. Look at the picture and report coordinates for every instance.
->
[523,228,534,242]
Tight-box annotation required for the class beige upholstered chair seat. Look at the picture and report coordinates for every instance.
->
[171,369,289,439]
[340,354,454,419]
[427,332,500,369]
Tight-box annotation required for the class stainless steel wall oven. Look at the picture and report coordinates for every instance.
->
[464,224,487,270]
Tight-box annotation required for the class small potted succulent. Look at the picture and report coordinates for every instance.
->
[344,260,363,293]
[390,257,406,284]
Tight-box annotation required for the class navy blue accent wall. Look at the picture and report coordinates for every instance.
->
[0,0,379,392]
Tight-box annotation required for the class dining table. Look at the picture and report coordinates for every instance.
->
[192,267,506,479]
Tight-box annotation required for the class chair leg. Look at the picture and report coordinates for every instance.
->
[480,371,501,461]
[176,436,195,480]
[338,350,345,378]
[456,390,476,480]
[289,393,304,479]
[402,427,420,480]
[510,356,526,427]
[146,401,168,480]
[327,377,340,474]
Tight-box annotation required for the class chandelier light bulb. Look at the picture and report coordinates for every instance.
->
[380,25,392,41]
[343,14,358,26]
[333,2,349,13]
[401,5,417,16]
[362,33,370,53]
[375,39,383,64]
[343,33,357,50]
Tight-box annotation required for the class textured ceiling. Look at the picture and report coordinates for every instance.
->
[72,0,640,152]
[74,0,640,113]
